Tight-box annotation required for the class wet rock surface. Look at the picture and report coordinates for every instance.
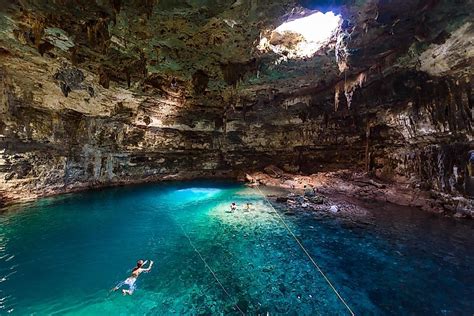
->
[247,165,474,218]
[0,0,472,210]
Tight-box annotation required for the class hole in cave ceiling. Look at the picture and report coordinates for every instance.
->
[258,11,342,59]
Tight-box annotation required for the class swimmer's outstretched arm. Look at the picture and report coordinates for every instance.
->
[142,260,154,272]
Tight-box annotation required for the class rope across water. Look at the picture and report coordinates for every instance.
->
[177,223,245,315]
[254,185,356,316]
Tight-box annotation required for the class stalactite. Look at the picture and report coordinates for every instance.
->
[31,18,45,48]
[110,0,122,14]
[86,18,110,52]
[365,119,372,172]
[98,65,110,89]
[144,0,155,19]
[69,46,79,65]
[334,83,341,111]
[334,72,367,111]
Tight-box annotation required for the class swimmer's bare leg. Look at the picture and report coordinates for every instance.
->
[111,281,125,292]
[122,289,133,295]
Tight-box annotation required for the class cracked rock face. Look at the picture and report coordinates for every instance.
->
[0,0,472,206]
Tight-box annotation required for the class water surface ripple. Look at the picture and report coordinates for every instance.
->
[0,181,473,315]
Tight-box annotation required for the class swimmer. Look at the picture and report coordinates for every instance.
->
[112,259,154,295]
[230,202,237,211]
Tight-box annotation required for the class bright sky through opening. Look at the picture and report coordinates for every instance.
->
[275,11,341,44]
[261,11,341,58]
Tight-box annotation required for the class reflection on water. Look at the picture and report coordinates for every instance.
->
[0,181,473,315]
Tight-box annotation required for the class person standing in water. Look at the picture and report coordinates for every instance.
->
[112,259,154,295]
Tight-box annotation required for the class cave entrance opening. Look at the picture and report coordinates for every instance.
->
[258,11,342,59]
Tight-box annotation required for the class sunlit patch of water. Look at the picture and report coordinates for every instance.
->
[0,181,473,314]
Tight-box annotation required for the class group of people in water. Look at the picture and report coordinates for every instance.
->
[229,202,252,212]
[114,185,316,296]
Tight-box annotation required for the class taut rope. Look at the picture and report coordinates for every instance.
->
[254,185,355,316]
[178,223,245,315]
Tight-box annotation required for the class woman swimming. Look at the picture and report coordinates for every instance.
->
[112,259,154,295]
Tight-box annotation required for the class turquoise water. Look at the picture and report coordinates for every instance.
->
[1,181,473,315]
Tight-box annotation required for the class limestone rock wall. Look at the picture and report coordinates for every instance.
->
[352,71,472,196]
[2,62,471,202]
[0,59,366,201]
[0,0,472,204]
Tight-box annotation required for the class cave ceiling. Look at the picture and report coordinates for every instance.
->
[0,0,471,114]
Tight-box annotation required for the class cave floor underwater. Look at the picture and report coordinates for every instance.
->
[0,180,473,315]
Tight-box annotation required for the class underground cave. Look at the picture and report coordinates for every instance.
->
[0,0,473,314]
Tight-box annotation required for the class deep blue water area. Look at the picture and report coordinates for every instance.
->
[1,181,473,315]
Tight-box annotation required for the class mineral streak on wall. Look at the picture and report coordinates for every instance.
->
[0,0,472,204]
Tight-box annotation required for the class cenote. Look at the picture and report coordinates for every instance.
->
[1,181,473,315]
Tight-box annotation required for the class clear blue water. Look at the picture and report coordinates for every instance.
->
[0,181,473,315]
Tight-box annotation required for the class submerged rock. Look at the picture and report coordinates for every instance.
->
[276,196,288,203]
[308,196,324,204]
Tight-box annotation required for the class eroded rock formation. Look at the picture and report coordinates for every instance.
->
[0,0,472,214]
